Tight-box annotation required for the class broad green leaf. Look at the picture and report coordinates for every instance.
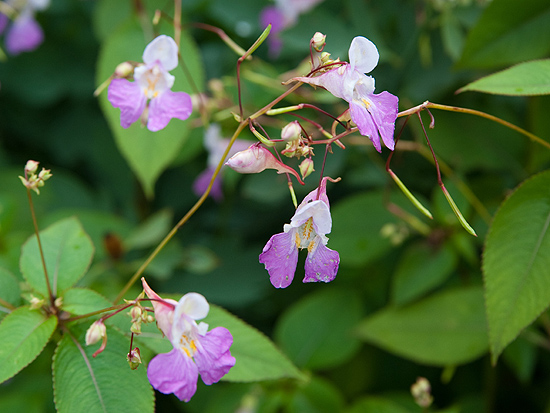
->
[483,170,550,362]
[205,305,305,382]
[0,307,57,383]
[20,217,94,298]
[0,267,21,309]
[356,287,488,366]
[97,21,204,198]
[62,288,113,316]
[458,0,550,69]
[459,60,550,96]
[330,192,399,267]
[275,288,363,370]
[53,325,154,413]
[502,334,537,384]
[391,243,457,306]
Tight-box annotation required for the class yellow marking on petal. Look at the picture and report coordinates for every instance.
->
[294,231,301,248]
[307,240,315,253]
[362,98,370,108]
[302,218,314,242]
[182,346,192,357]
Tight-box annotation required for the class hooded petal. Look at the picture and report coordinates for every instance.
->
[349,36,379,74]
[259,231,299,288]
[303,240,340,283]
[142,35,179,71]
[142,278,177,339]
[298,176,331,209]
[108,78,147,129]
[194,327,236,385]
[147,89,192,131]
[147,348,199,402]
[294,67,350,101]
[291,200,331,235]
[5,13,44,55]
[175,292,209,321]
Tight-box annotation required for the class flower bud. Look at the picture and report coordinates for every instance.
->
[115,61,135,78]
[130,306,142,322]
[131,321,142,335]
[311,32,326,52]
[25,160,39,174]
[127,347,142,370]
[281,121,301,141]
[38,168,52,182]
[299,158,315,179]
[29,295,45,310]
[226,143,305,184]
[86,320,106,346]
[411,377,433,408]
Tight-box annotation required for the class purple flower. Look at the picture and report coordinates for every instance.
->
[193,124,250,201]
[294,36,398,152]
[142,278,235,402]
[107,35,192,132]
[1,0,49,55]
[259,177,339,288]
[260,0,324,57]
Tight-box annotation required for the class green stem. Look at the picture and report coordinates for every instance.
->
[26,188,55,304]
[0,297,15,311]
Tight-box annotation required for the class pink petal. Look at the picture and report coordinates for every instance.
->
[368,91,399,151]
[147,348,199,402]
[259,231,299,288]
[5,14,44,55]
[299,176,331,208]
[141,278,177,339]
[193,167,224,201]
[147,90,192,132]
[194,327,235,385]
[294,67,351,101]
[107,78,146,129]
[349,100,381,152]
[303,240,339,283]
[0,14,8,35]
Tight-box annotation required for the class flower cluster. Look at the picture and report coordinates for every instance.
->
[142,279,235,402]
[294,36,399,152]
[18,160,51,194]
[0,0,49,55]
[107,35,193,132]
[259,177,340,288]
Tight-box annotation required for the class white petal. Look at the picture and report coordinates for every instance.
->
[349,36,379,74]
[175,292,210,321]
[291,200,331,234]
[142,35,179,71]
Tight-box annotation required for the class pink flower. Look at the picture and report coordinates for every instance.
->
[259,177,339,288]
[260,0,324,57]
[142,278,235,402]
[294,36,398,152]
[193,124,251,201]
[1,0,49,55]
[107,35,192,132]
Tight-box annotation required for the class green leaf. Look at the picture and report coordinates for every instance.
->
[62,288,113,316]
[458,0,550,69]
[356,287,488,366]
[0,307,57,383]
[53,325,154,413]
[391,243,457,306]
[205,305,305,382]
[20,217,94,298]
[289,376,345,413]
[459,59,550,96]
[96,21,204,198]
[124,209,173,250]
[0,267,21,309]
[275,288,363,370]
[483,170,550,362]
[330,192,399,267]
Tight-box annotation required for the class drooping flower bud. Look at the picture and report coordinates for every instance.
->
[127,347,142,370]
[311,32,326,52]
[85,320,106,346]
[281,121,301,141]
[24,160,39,174]
[299,158,315,179]
[225,143,304,184]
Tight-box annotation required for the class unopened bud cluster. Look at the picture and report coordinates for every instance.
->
[128,295,155,335]
[19,160,52,195]
[281,121,314,161]
[411,377,433,408]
